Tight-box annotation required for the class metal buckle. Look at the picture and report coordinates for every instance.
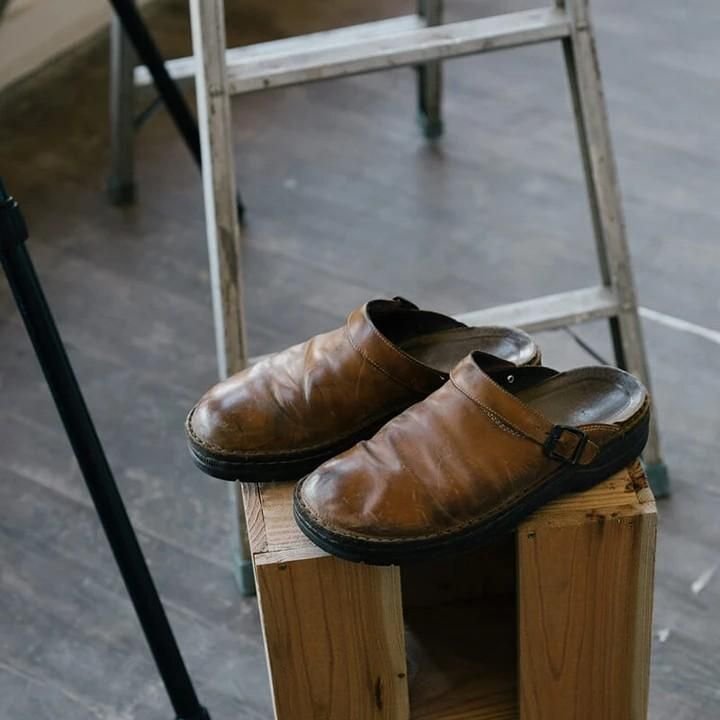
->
[543,425,588,464]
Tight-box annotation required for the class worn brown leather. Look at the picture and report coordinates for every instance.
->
[186,298,539,481]
[294,353,650,563]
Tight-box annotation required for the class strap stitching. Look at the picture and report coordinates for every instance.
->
[356,306,447,383]
[451,367,600,462]
[344,324,432,397]
[449,375,539,444]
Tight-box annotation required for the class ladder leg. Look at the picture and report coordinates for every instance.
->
[230,483,255,593]
[189,0,256,593]
[416,0,443,139]
[108,13,137,205]
[561,0,668,495]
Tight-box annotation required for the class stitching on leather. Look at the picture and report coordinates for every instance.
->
[449,372,605,462]
[186,408,230,453]
[448,375,530,442]
[362,310,449,380]
[344,325,430,397]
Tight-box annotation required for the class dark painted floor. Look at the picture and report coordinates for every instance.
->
[0,1,718,718]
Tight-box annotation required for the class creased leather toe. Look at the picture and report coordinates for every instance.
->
[186,298,540,482]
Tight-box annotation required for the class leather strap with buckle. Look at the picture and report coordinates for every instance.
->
[543,425,589,464]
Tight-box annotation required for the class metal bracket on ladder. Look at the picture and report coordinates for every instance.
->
[189,0,668,595]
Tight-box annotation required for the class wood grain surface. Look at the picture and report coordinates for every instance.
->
[250,464,655,719]
[518,463,657,719]
[255,555,408,719]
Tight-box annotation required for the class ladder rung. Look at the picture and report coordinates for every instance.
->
[246,287,619,367]
[133,15,427,88]
[227,8,570,95]
[456,286,620,333]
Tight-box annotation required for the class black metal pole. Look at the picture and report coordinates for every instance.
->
[0,180,211,720]
[107,0,244,219]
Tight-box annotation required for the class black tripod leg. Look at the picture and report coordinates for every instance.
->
[0,182,211,720]
[107,0,245,220]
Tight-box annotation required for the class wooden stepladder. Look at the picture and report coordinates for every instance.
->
[185,0,668,596]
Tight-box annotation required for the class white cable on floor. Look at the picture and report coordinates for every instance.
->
[640,306,720,347]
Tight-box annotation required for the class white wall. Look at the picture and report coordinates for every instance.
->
[0,0,155,92]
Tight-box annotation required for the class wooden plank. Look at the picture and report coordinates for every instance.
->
[254,555,408,720]
[517,463,657,720]
[456,285,618,333]
[256,481,317,557]
[134,14,426,87]
[457,285,619,332]
[189,0,247,379]
[189,0,253,586]
[226,9,571,94]
[241,482,268,553]
[250,284,617,362]
[248,285,618,366]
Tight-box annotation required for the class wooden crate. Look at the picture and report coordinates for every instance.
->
[242,461,656,720]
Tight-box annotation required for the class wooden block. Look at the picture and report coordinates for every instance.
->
[517,462,657,720]
[243,462,656,720]
[254,553,408,720]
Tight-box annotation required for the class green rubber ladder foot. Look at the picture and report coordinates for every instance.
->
[644,459,670,499]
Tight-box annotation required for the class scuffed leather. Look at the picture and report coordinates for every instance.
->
[188,300,451,459]
[295,355,637,542]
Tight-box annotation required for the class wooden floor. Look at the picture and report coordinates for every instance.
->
[0,1,718,718]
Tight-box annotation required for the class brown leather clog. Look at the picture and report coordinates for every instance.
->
[294,353,650,564]
[186,298,540,482]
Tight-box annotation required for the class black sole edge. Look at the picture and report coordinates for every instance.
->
[187,408,409,483]
[188,442,339,483]
[293,415,651,566]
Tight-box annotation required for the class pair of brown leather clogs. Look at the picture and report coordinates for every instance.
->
[186,297,650,565]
